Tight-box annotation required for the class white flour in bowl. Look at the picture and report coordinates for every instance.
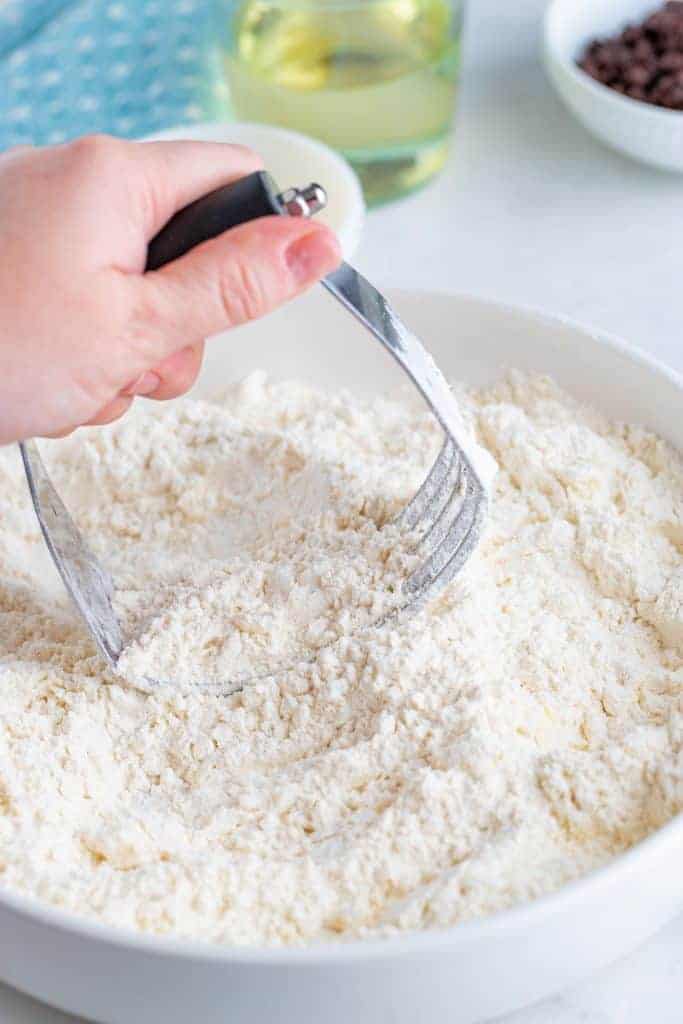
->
[0,371,680,945]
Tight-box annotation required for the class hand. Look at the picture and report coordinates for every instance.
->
[0,135,341,443]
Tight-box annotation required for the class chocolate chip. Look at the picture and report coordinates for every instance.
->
[624,63,652,85]
[659,50,683,69]
[621,25,641,45]
[577,2,683,109]
[664,84,683,105]
[633,38,655,61]
[580,59,601,81]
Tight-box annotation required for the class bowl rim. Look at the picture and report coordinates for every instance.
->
[1,290,681,966]
[544,0,683,120]
[145,118,367,183]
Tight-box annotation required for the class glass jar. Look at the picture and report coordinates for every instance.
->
[205,0,465,205]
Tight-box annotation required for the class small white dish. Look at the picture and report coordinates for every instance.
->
[0,291,681,1024]
[145,122,365,258]
[544,0,683,171]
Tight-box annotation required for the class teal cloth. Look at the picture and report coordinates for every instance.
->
[0,0,211,148]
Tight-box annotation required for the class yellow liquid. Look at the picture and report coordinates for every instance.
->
[211,0,461,204]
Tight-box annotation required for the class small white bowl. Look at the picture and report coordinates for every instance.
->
[544,0,683,171]
[145,122,365,259]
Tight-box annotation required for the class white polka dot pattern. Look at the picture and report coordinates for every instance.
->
[0,0,209,147]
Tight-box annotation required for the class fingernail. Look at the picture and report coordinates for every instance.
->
[286,229,341,284]
[122,371,161,397]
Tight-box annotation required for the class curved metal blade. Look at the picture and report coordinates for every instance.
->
[19,440,122,668]
[322,264,481,463]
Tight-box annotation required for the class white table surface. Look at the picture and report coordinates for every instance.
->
[1,0,681,1020]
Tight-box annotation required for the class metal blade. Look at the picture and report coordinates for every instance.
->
[19,440,122,668]
[322,263,480,470]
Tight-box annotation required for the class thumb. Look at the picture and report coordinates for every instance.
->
[128,216,341,363]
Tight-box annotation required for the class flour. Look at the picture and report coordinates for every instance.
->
[0,371,680,946]
[113,374,494,692]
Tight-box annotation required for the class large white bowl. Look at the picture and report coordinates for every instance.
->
[0,291,682,1024]
[544,0,683,171]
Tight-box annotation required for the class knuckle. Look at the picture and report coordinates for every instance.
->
[217,260,267,326]
[228,143,262,168]
[123,281,164,363]
[3,144,34,161]
[67,133,122,173]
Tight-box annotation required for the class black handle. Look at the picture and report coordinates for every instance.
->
[145,171,285,272]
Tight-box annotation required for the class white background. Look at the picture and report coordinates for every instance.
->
[1,0,682,1019]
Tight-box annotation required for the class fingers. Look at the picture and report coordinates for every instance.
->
[123,139,264,238]
[121,344,204,401]
[121,370,162,397]
[85,395,134,427]
[39,392,134,436]
[86,344,203,432]
[127,217,341,364]
[145,343,205,400]
[41,343,200,439]
[41,425,79,440]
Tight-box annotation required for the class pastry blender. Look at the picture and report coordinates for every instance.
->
[19,172,488,690]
